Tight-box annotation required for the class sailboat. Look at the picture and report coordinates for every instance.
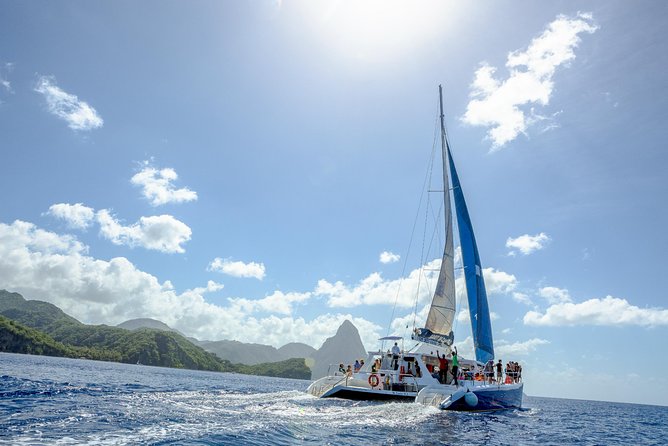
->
[307,86,523,410]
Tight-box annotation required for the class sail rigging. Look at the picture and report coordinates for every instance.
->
[413,85,456,348]
[448,151,495,364]
[414,85,495,363]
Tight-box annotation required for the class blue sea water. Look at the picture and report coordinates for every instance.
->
[1,353,666,445]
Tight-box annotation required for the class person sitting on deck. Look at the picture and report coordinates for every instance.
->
[346,365,353,377]
[353,359,361,372]
[338,363,346,375]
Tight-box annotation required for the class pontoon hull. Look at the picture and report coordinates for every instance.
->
[320,386,416,401]
[416,382,523,411]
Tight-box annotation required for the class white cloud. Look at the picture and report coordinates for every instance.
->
[453,336,475,359]
[131,162,197,206]
[524,296,668,327]
[495,338,549,357]
[462,12,597,149]
[0,219,382,349]
[34,76,103,131]
[379,251,400,264]
[455,309,500,325]
[506,232,550,256]
[1,62,13,93]
[96,210,192,254]
[390,303,431,335]
[208,258,266,280]
[483,268,518,295]
[45,203,95,229]
[512,292,534,306]
[316,259,441,308]
[538,286,572,304]
[319,260,516,310]
[229,290,311,315]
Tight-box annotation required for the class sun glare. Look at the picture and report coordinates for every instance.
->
[298,0,460,64]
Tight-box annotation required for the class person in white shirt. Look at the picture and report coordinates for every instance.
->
[391,342,401,369]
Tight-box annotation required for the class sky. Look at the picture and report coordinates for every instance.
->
[1,0,667,406]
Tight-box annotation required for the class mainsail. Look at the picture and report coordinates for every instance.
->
[448,152,495,364]
[413,85,456,348]
[414,85,495,363]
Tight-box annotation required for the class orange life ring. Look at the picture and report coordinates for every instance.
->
[368,374,380,387]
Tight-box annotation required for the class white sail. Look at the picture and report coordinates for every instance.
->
[413,85,456,348]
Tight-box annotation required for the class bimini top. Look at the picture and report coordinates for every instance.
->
[378,336,403,341]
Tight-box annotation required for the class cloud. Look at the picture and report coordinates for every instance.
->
[495,338,549,357]
[512,292,534,306]
[131,162,197,206]
[229,290,311,316]
[320,259,517,310]
[538,286,572,304]
[483,268,518,294]
[45,203,95,229]
[462,12,597,149]
[524,296,668,327]
[316,259,441,308]
[96,210,192,253]
[1,62,14,93]
[379,251,400,264]
[0,219,382,349]
[456,309,500,324]
[34,76,103,131]
[506,232,550,256]
[208,258,266,280]
[390,303,431,335]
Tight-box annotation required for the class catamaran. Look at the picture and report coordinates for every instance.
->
[307,86,523,410]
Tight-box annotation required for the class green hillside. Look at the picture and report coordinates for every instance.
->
[0,290,311,379]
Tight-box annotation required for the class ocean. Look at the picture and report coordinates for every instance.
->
[1,353,665,445]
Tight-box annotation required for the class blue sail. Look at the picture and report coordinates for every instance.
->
[447,152,495,364]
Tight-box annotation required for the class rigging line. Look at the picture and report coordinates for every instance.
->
[404,103,441,336]
[389,109,440,338]
[440,91,463,340]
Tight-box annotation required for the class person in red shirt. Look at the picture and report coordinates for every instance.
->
[436,350,448,384]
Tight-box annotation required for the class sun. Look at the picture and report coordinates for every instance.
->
[297,0,462,64]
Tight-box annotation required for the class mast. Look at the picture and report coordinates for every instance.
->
[413,85,456,349]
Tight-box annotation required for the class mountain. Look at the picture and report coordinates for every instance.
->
[310,320,367,379]
[0,290,311,379]
[0,314,73,357]
[277,342,317,360]
[197,340,280,365]
[198,340,318,366]
[0,290,81,332]
[117,318,177,333]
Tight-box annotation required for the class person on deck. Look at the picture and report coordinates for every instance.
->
[436,350,448,384]
[496,359,503,384]
[353,359,361,372]
[338,363,346,375]
[391,342,401,369]
[451,347,459,386]
[484,360,494,384]
[415,361,422,378]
